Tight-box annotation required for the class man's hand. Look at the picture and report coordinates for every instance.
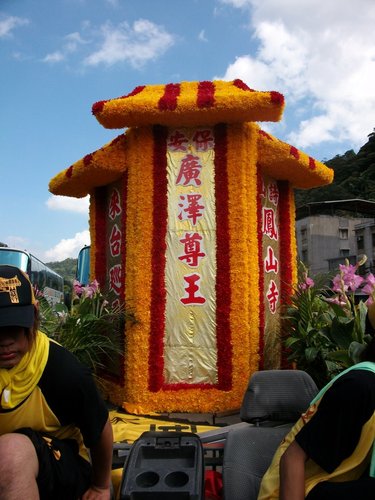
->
[82,484,111,499]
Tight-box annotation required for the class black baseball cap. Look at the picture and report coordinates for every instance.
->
[0,265,35,328]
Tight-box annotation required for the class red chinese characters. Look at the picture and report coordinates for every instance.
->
[109,224,121,257]
[262,177,280,315]
[109,264,122,296]
[176,154,203,186]
[168,128,215,308]
[266,279,279,314]
[178,193,205,226]
[262,207,278,240]
[107,187,123,305]
[264,246,278,273]
[192,129,214,152]
[178,232,206,267]
[268,182,279,206]
[167,130,189,151]
[109,188,122,220]
[180,273,206,305]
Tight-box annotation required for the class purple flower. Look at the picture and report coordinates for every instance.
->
[335,263,364,292]
[325,295,348,308]
[82,279,100,299]
[299,275,315,291]
[73,279,84,297]
[362,273,375,296]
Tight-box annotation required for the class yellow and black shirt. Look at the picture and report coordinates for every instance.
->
[0,340,108,461]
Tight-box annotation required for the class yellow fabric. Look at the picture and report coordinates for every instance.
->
[110,409,217,444]
[0,384,89,461]
[258,402,375,499]
[164,130,218,385]
[0,330,49,409]
[368,301,375,331]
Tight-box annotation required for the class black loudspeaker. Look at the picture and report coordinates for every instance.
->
[119,431,204,500]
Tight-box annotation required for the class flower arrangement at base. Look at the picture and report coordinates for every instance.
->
[283,257,375,388]
[38,280,135,379]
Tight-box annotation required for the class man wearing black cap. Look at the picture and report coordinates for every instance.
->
[258,303,375,500]
[0,265,113,499]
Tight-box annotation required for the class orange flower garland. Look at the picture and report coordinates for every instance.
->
[92,80,285,129]
[48,78,335,414]
[49,134,128,198]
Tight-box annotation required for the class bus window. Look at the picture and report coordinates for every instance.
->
[0,248,64,307]
[76,245,90,285]
[0,248,29,271]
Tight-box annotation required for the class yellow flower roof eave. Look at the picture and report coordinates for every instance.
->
[257,128,334,189]
[49,133,128,198]
[91,80,285,129]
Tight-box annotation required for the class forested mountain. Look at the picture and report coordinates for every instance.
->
[46,258,77,284]
[295,130,375,207]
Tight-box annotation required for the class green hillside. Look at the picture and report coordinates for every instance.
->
[295,129,375,206]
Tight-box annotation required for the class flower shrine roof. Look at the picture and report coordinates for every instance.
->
[49,79,334,198]
[91,79,285,129]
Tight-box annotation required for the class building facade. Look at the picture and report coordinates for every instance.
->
[296,200,375,275]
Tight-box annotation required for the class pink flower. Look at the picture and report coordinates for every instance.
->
[299,275,315,291]
[362,273,375,296]
[335,263,364,292]
[325,295,347,308]
[82,279,100,299]
[73,279,83,297]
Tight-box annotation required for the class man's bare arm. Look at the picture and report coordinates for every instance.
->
[279,440,307,500]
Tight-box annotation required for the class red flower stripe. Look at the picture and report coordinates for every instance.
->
[257,170,265,369]
[270,91,285,106]
[197,81,215,108]
[259,129,273,141]
[149,125,168,392]
[309,157,316,170]
[92,85,146,115]
[214,123,232,390]
[290,146,300,159]
[232,79,254,92]
[65,166,73,178]
[277,181,293,368]
[158,83,181,111]
[94,186,107,288]
[83,153,93,167]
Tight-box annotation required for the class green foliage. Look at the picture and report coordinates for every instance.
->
[46,258,77,283]
[295,129,375,207]
[283,259,375,388]
[38,280,136,382]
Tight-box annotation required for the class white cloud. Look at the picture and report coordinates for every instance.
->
[2,236,29,250]
[220,0,375,151]
[46,195,89,214]
[42,51,66,63]
[44,230,90,261]
[83,19,175,67]
[0,15,29,38]
[198,30,208,42]
[42,31,88,63]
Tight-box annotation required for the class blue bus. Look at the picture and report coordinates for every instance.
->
[76,245,91,285]
[0,247,64,306]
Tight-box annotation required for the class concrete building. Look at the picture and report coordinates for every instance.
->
[296,199,375,275]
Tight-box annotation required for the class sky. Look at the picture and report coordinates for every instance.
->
[1,0,375,262]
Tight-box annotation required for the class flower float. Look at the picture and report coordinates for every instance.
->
[49,79,333,413]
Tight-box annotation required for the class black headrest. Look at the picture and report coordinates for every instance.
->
[240,370,318,424]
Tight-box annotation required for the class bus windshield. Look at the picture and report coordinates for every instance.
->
[0,248,29,271]
[76,245,90,285]
[0,248,64,307]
